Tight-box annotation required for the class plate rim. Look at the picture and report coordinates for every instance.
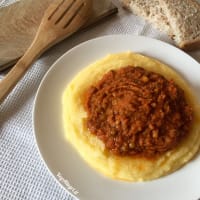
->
[33,34,200,200]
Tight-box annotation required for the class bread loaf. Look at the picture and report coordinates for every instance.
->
[159,0,200,50]
[121,0,200,51]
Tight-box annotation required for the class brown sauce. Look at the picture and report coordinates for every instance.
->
[84,66,193,157]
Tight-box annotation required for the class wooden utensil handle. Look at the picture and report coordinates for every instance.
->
[0,37,46,103]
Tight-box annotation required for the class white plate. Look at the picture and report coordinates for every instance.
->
[33,35,200,200]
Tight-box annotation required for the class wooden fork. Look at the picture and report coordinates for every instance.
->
[0,0,92,103]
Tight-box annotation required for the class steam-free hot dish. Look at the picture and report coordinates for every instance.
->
[62,52,200,181]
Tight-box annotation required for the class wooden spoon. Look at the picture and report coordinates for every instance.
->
[0,0,92,103]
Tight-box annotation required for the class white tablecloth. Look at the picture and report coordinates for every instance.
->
[0,0,200,200]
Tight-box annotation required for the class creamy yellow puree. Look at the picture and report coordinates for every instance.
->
[62,52,200,181]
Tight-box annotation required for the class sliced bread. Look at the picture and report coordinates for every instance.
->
[121,0,200,51]
[158,0,200,50]
[121,0,172,34]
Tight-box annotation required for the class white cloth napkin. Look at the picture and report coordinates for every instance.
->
[0,0,199,200]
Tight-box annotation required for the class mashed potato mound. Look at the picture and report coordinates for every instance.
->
[62,52,200,181]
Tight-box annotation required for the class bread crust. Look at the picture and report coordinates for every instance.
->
[180,38,200,51]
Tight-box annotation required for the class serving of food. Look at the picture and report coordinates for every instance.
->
[33,35,200,200]
[62,52,200,181]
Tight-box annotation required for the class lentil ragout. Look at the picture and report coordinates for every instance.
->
[84,66,193,157]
